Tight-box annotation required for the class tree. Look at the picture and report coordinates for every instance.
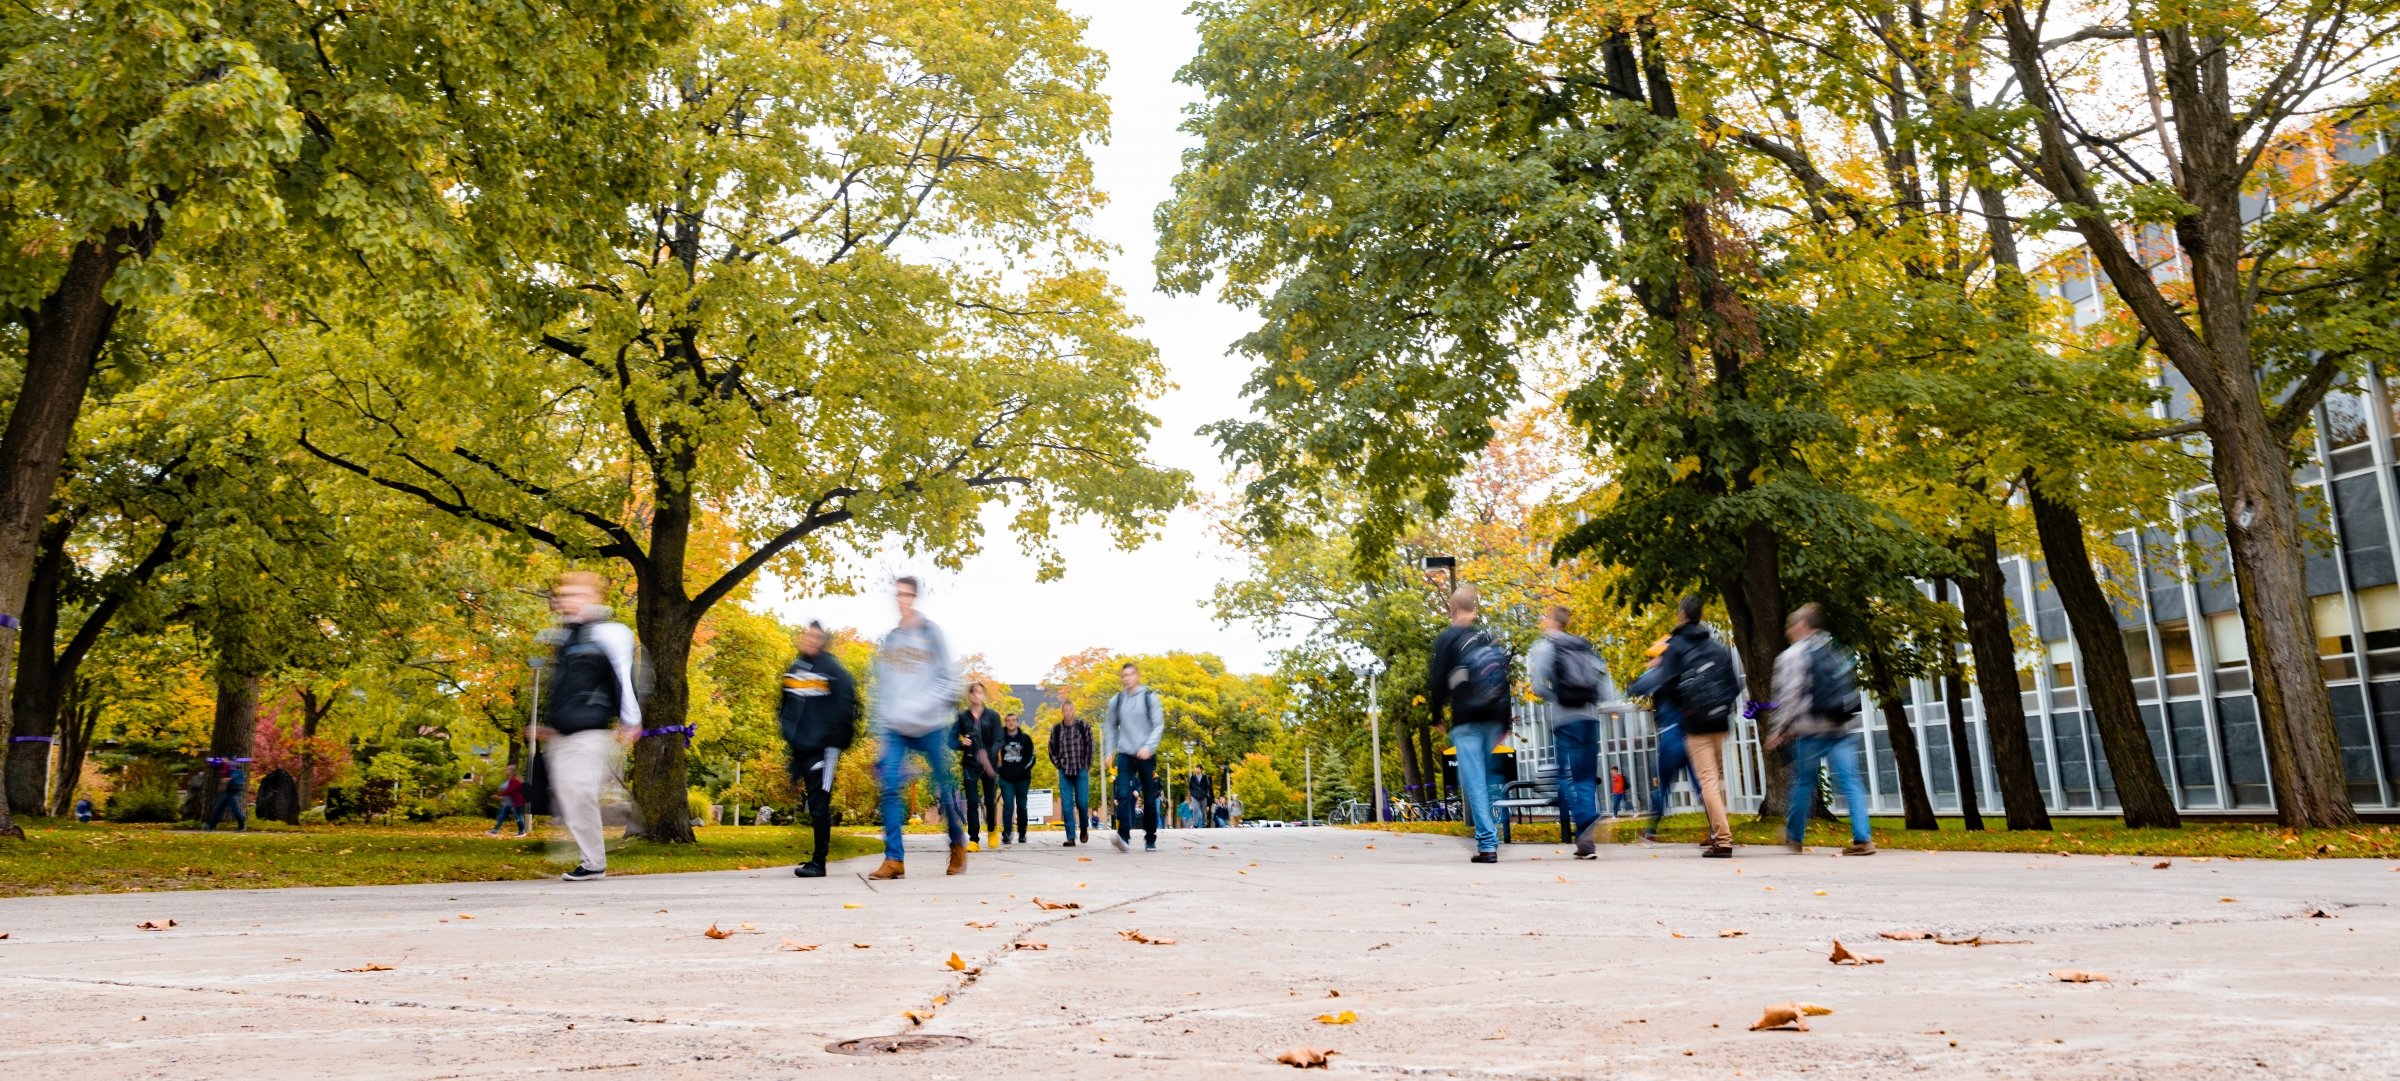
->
[0,0,682,839]
[285,4,1184,842]
[1987,0,2398,826]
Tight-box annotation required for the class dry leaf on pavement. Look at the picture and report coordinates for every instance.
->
[1879,930,1936,941]
[1013,942,1049,950]
[852,943,872,949]
[457,914,473,920]
[1750,1004,1807,1032]
[738,922,757,932]
[135,920,176,931]
[1718,930,1746,938]
[946,952,966,971]
[1032,898,1080,911]
[1314,1010,1357,1024]
[1118,929,1177,945]
[703,924,733,940]
[338,963,395,972]
[777,940,819,952]
[1274,1047,1338,1068]
[1936,936,2027,947]
[1829,940,1884,965]
[903,1009,933,1025]
[2153,860,2172,869]
[2052,970,2111,983]
[966,921,996,929]
[842,903,863,909]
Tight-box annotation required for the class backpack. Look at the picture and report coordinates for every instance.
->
[1674,638,1742,728]
[1449,630,1512,717]
[1549,636,1607,709]
[1808,640,1862,721]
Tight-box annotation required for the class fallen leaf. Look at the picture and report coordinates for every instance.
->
[337,963,394,973]
[1829,940,1884,965]
[902,1009,933,1025]
[966,920,996,929]
[2315,844,2333,855]
[1556,875,1568,883]
[1314,1010,1357,1025]
[457,914,474,920]
[1936,936,2028,947]
[1077,856,1092,862]
[2220,897,2237,903]
[1718,930,1746,938]
[2304,907,2335,919]
[1032,898,1081,911]
[738,922,758,932]
[1119,929,1178,945]
[852,943,872,949]
[1013,942,1049,951]
[2052,970,2111,983]
[1813,889,1828,896]
[777,940,820,952]
[1751,1003,1816,1032]
[2153,860,2172,869]
[135,920,176,931]
[1879,930,1936,941]
[1327,989,1341,997]
[703,924,733,940]
[1274,1047,1338,1068]
[946,952,967,971]
[0,932,9,940]
[842,903,864,910]
[1798,1003,1833,1016]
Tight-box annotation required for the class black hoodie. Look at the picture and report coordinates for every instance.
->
[777,649,860,750]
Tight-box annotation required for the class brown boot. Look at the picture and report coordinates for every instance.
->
[947,845,969,875]
[867,859,905,880]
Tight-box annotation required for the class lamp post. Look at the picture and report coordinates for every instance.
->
[1421,554,1457,597]
[1367,665,1386,824]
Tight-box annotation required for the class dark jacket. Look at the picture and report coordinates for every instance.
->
[1428,623,1510,726]
[778,648,861,750]
[953,707,1002,775]
[1626,621,1729,734]
[995,728,1037,783]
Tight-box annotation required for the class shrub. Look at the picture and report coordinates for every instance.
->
[687,788,711,823]
[105,782,181,823]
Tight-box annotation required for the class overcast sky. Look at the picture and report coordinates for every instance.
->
[757,4,1279,683]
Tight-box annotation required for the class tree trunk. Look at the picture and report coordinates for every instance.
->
[626,596,696,844]
[203,665,263,822]
[5,521,71,816]
[1863,639,1939,830]
[2024,471,2183,828]
[1934,578,1985,830]
[1397,717,1423,803]
[1720,524,1790,819]
[1955,529,2054,830]
[0,221,161,841]
[48,680,98,817]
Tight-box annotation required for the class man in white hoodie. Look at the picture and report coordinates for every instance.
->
[867,577,970,879]
[537,571,641,882]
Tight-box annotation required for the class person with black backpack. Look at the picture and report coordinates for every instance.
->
[538,570,643,882]
[778,620,861,878]
[1767,604,1876,856]
[1427,584,1514,864]
[1626,595,1740,858]
[1528,604,1615,858]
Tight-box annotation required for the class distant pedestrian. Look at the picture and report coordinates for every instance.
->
[205,760,249,832]
[1428,583,1511,863]
[1608,767,1632,817]
[538,570,642,881]
[995,712,1036,844]
[1227,793,1244,828]
[1177,796,1197,829]
[1105,662,1165,853]
[1529,604,1614,858]
[1769,604,1874,856]
[778,620,861,878]
[1627,595,1741,858]
[868,577,970,880]
[1186,766,1215,828]
[1213,799,1231,828]
[954,683,1003,851]
[1048,700,1095,847]
[74,797,94,823]
[488,765,529,837]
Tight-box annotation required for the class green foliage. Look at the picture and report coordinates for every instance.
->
[1228,752,1301,821]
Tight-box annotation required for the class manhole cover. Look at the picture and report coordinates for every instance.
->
[825,1034,974,1056]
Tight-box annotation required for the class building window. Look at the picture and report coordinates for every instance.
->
[2360,584,2400,680]
[2157,621,2202,698]
[2325,392,2375,475]
[2046,640,2078,710]
[2121,627,2158,700]
[2315,594,2359,682]
[2209,611,2251,692]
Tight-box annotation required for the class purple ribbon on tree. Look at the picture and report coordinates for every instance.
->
[641,724,695,745]
[10,735,54,744]
[203,756,254,766]
[1741,700,1779,720]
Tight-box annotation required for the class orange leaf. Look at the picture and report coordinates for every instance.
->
[337,963,394,973]
[1314,1010,1357,1024]
[1274,1047,1338,1068]
[1828,940,1884,965]
[777,940,819,952]
[946,952,966,971]
[703,924,733,940]
[135,919,176,931]
[2052,969,2111,983]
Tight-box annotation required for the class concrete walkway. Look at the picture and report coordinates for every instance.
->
[2,827,2394,1079]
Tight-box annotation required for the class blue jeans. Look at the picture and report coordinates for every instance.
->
[878,728,966,861]
[1057,772,1089,838]
[207,790,246,831]
[1786,732,1872,845]
[1448,721,1508,851]
[493,803,527,834]
[1552,718,1600,839]
[998,777,1030,841]
[1112,753,1159,842]
[1647,723,1695,832]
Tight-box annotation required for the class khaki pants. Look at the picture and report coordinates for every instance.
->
[548,729,621,871]
[1685,730,1734,847]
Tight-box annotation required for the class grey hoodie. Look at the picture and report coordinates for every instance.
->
[1527,631,1615,725]
[1104,686,1164,758]
[871,618,961,738]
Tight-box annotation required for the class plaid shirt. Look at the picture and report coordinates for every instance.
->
[1047,718,1094,780]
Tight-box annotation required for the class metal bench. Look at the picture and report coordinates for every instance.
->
[1495,765,1571,844]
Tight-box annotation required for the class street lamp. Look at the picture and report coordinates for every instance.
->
[1421,554,1457,596]
[1366,663,1386,824]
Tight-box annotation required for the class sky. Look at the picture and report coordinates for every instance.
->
[756,4,1279,683]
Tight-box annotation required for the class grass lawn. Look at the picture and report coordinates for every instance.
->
[1349,814,2400,859]
[0,819,884,898]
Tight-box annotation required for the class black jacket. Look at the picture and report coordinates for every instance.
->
[995,728,1037,783]
[1428,623,1511,726]
[1626,621,1727,734]
[953,707,1002,775]
[777,649,860,750]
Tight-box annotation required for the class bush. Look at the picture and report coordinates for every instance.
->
[105,782,181,823]
[687,788,711,823]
